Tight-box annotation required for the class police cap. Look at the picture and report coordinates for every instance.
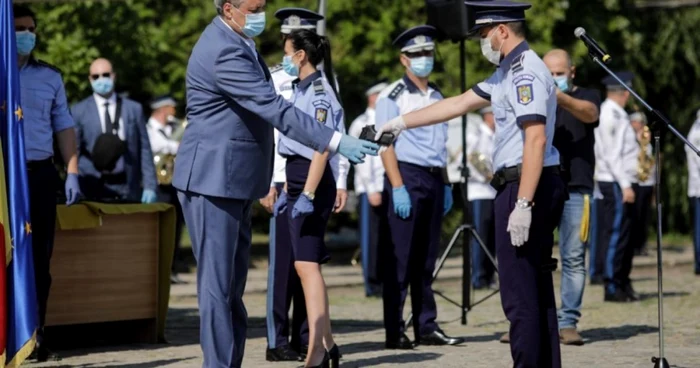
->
[393,25,438,53]
[465,1,531,35]
[275,8,324,34]
[365,78,389,96]
[150,95,177,110]
[602,71,634,91]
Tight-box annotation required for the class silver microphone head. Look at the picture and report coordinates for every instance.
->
[574,27,586,39]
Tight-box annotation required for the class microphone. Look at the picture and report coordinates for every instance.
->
[574,27,611,63]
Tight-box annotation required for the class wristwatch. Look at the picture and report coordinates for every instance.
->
[302,191,316,200]
[515,197,534,209]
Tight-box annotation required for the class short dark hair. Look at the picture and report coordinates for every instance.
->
[13,4,36,24]
[506,22,525,37]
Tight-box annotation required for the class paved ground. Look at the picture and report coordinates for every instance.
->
[28,246,700,368]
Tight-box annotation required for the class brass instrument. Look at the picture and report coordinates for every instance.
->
[468,151,493,181]
[636,125,654,182]
[154,118,187,186]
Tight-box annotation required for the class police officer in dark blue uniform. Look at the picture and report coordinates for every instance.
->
[377,2,566,366]
[375,25,463,350]
[14,4,82,362]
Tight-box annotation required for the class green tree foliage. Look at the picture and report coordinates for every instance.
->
[25,0,700,232]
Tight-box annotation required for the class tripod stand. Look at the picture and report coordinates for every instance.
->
[405,39,499,329]
[588,56,700,368]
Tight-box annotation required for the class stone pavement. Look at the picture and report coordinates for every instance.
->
[28,246,700,368]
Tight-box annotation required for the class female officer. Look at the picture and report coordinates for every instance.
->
[273,29,344,368]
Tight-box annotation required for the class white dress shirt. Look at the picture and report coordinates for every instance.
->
[147,117,179,155]
[93,93,125,173]
[348,108,385,194]
[686,119,700,197]
[594,98,639,189]
[467,123,497,201]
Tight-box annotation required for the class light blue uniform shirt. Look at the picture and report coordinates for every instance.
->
[375,76,448,167]
[473,42,560,171]
[19,59,74,161]
[278,71,346,181]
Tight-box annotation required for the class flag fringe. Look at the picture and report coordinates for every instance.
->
[5,330,35,368]
[0,350,5,368]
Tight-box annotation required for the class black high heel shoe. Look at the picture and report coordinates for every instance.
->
[298,351,329,368]
[328,344,341,368]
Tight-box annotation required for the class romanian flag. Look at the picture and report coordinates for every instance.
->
[1,0,39,366]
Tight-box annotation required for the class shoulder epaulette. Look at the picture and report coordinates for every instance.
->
[313,79,325,95]
[35,59,62,74]
[269,64,283,73]
[612,109,621,119]
[511,53,525,73]
[388,83,406,101]
[428,82,442,96]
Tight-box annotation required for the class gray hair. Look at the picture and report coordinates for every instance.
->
[214,0,243,14]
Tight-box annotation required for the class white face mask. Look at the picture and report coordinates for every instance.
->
[480,28,503,66]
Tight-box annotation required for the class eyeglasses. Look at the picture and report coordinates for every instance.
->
[91,73,111,80]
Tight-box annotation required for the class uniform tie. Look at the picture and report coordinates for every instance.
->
[104,102,115,134]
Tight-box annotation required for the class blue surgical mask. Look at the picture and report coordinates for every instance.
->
[234,8,266,38]
[282,55,299,77]
[554,76,570,93]
[91,77,114,95]
[16,31,36,56]
[409,56,434,78]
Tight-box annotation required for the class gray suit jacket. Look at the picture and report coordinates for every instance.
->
[72,95,157,201]
[173,17,335,200]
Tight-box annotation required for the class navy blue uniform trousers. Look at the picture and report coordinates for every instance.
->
[469,199,496,288]
[178,190,252,368]
[496,171,565,368]
[358,193,387,294]
[595,182,634,293]
[28,160,59,342]
[266,183,309,350]
[382,162,443,341]
[631,184,653,253]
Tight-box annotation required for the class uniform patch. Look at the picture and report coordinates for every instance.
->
[613,110,621,119]
[313,79,325,95]
[388,83,406,101]
[511,54,525,73]
[513,74,535,85]
[516,84,533,105]
[315,108,328,123]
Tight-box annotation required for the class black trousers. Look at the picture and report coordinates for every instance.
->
[28,160,59,342]
[632,184,653,252]
[596,182,635,293]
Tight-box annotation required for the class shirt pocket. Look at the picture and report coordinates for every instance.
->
[23,87,53,121]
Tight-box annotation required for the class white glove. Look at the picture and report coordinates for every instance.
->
[507,204,532,247]
[375,115,406,154]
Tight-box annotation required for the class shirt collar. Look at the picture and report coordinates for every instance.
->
[294,70,323,92]
[499,41,529,69]
[605,97,626,112]
[93,92,117,106]
[217,16,256,51]
[402,75,435,95]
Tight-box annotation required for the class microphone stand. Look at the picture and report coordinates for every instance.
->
[590,55,700,368]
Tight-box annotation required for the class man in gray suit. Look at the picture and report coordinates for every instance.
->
[174,1,379,366]
[72,58,158,203]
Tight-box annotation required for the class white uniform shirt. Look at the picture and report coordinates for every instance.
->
[467,123,497,201]
[348,108,385,194]
[146,117,179,155]
[269,65,348,189]
[686,119,700,197]
[594,99,639,189]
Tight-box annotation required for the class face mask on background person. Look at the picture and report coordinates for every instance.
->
[480,27,503,66]
[232,7,266,38]
[409,56,434,78]
[16,31,36,56]
[282,51,300,77]
[554,76,570,93]
[91,77,114,95]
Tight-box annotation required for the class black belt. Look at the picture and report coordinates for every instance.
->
[398,161,450,184]
[101,172,127,185]
[490,164,560,191]
[26,158,54,171]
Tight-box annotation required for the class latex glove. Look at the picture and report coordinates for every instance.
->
[141,189,158,204]
[507,205,532,247]
[273,190,288,217]
[338,135,379,164]
[292,193,314,219]
[392,186,411,219]
[443,185,453,215]
[375,115,406,154]
[65,173,82,206]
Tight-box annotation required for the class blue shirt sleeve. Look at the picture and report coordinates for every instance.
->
[473,71,498,101]
[51,75,74,132]
[511,71,549,127]
[375,97,400,129]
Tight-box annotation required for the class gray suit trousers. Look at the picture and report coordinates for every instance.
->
[178,190,252,368]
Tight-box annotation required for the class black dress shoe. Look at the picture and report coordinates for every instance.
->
[604,288,631,303]
[298,351,329,368]
[292,344,309,360]
[385,333,413,350]
[30,344,61,362]
[417,329,465,346]
[328,344,341,368]
[622,283,640,301]
[266,345,301,362]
